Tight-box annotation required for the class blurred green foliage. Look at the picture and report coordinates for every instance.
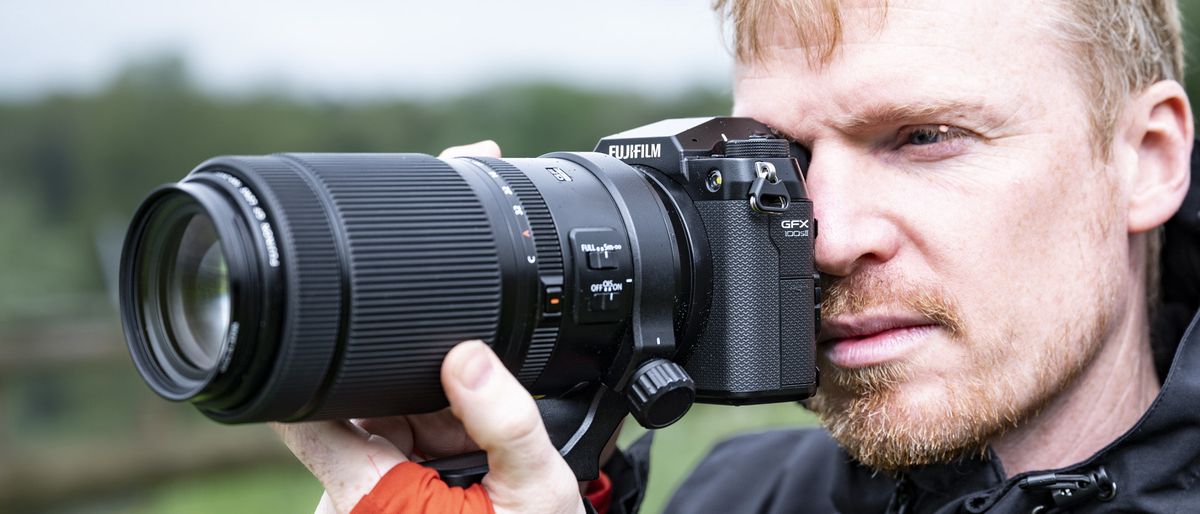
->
[1185,1,1200,100]
[0,55,730,325]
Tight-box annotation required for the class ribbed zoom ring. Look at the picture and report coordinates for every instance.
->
[293,154,505,419]
[471,157,562,386]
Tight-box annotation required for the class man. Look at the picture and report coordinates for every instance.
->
[653,0,1198,512]
[274,0,1199,512]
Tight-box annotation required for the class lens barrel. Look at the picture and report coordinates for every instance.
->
[121,153,680,422]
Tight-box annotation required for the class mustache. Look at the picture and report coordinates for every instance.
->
[820,271,965,338]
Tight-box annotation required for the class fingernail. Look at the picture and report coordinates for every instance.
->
[455,342,493,390]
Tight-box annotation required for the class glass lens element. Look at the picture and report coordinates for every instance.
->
[166,214,230,370]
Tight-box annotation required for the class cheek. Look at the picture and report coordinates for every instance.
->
[900,151,1121,344]
[1004,158,1124,301]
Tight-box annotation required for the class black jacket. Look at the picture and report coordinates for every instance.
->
[601,151,1200,514]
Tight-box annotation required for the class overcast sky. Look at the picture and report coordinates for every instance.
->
[0,0,735,100]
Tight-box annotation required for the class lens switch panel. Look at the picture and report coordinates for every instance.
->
[569,228,632,324]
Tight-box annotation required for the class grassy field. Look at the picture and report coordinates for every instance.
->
[126,465,322,514]
[106,403,817,514]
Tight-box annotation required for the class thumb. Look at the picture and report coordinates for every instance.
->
[440,341,581,509]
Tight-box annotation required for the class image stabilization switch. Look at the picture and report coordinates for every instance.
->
[588,291,616,312]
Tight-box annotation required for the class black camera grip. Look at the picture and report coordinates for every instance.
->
[685,199,817,401]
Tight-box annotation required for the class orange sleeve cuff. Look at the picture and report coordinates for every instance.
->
[583,471,613,514]
[351,461,496,514]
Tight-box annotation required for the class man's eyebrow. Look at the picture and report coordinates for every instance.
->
[833,99,1002,133]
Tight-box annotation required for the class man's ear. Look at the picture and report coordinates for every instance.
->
[1123,80,1193,234]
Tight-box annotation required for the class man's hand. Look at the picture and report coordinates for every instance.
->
[437,140,502,160]
[272,136,581,514]
[272,341,585,514]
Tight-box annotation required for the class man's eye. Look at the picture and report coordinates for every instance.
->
[900,124,967,146]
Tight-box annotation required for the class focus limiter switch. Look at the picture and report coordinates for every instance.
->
[569,227,632,324]
[586,250,619,270]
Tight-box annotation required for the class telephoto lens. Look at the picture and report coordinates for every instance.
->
[120,117,819,431]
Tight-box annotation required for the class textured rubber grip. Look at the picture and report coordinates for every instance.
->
[283,154,504,418]
[688,200,782,394]
[779,278,816,388]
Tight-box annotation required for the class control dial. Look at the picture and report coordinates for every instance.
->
[625,359,696,429]
[724,135,790,158]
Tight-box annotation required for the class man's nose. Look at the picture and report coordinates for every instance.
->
[805,146,902,278]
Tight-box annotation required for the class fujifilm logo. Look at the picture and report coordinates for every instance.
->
[608,143,661,160]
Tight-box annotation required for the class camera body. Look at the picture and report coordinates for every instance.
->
[594,117,819,404]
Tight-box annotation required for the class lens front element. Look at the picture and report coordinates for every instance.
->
[127,189,239,398]
[166,213,230,370]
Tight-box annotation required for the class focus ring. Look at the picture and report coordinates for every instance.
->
[199,156,344,423]
[471,157,562,386]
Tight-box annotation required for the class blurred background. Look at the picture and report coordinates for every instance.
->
[2,1,1198,513]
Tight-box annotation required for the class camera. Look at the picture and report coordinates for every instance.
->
[119,116,819,481]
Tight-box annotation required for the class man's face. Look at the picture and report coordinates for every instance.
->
[734,0,1132,470]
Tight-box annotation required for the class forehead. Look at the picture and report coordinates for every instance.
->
[733,0,1076,139]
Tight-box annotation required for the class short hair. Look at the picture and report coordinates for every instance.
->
[712,0,1184,160]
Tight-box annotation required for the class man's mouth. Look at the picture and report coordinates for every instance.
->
[819,315,939,369]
